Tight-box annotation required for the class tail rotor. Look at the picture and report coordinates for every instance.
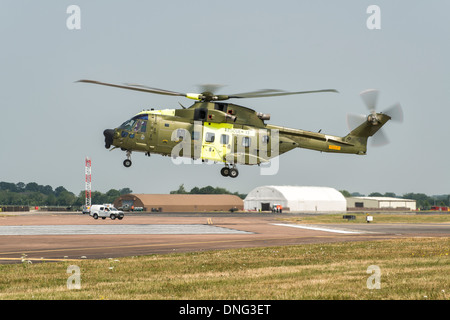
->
[347,89,403,146]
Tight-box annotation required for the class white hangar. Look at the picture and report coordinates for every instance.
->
[244,186,347,213]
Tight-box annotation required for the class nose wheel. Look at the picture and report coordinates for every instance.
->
[123,151,132,168]
[221,165,238,178]
[123,159,132,167]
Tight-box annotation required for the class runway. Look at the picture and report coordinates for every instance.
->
[0,224,253,235]
[0,212,448,264]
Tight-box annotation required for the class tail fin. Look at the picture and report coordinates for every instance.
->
[343,113,391,154]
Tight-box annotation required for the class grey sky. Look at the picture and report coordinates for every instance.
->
[0,1,449,196]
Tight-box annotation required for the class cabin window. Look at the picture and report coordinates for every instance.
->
[242,136,251,147]
[176,129,186,139]
[214,103,228,112]
[192,131,200,140]
[194,108,207,121]
[220,134,229,145]
[205,132,215,143]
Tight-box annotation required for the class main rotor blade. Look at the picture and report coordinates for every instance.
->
[360,89,379,112]
[229,88,338,99]
[78,80,339,102]
[77,80,187,97]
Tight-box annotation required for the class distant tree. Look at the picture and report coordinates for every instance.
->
[106,189,121,203]
[119,188,133,195]
[41,185,54,195]
[170,184,188,194]
[55,186,68,197]
[339,190,351,197]
[189,186,200,194]
[73,191,85,207]
[197,186,216,194]
[384,192,396,197]
[25,182,39,193]
[351,192,365,197]
[0,182,18,192]
[0,181,134,208]
[368,192,383,197]
[16,182,25,192]
[170,185,247,199]
[29,192,45,206]
[56,191,76,206]
[402,193,433,209]
[46,194,57,206]
[91,191,108,205]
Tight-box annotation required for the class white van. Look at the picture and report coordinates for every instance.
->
[90,205,124,220]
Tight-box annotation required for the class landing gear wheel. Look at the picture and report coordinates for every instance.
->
[123,150,132,168]
[221,167,230,177]
[123,159,132,167]
[229,168,239,178]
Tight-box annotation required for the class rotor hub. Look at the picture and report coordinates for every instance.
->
[367,113,380,125]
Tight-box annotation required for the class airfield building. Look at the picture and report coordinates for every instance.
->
[346,196,416,211]
[113,194,243,212]
[244,186,347,213]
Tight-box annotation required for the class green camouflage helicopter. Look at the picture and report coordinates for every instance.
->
[78,80,402,178]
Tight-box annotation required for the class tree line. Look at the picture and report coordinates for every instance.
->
[170,184,247,199]
[0,181,132,208]
[1,181,447,210]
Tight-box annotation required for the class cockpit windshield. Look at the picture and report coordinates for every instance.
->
[119,114,148,131]
[119,118,136,131]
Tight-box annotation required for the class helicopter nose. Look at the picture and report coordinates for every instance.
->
[103,129,114,149]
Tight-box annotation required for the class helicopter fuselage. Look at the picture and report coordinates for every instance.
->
[104,101,390,176]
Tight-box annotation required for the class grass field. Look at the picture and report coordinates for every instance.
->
[278,212,450,224]
[0,237,448,300]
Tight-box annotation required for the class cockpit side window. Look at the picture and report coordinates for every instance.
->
[133,119,147,132]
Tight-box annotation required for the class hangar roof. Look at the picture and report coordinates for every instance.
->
[120,194,243,206]
[350,196,415,202]
[245,186,346,202]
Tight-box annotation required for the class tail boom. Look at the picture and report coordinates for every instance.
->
[270,112,391,156]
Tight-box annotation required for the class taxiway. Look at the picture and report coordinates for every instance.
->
[0,212,448,264]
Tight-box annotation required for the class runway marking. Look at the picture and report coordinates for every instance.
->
[273,223,363,234]
[0,257,83,262]
[0,224,252,235]
[0,234,384,259]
